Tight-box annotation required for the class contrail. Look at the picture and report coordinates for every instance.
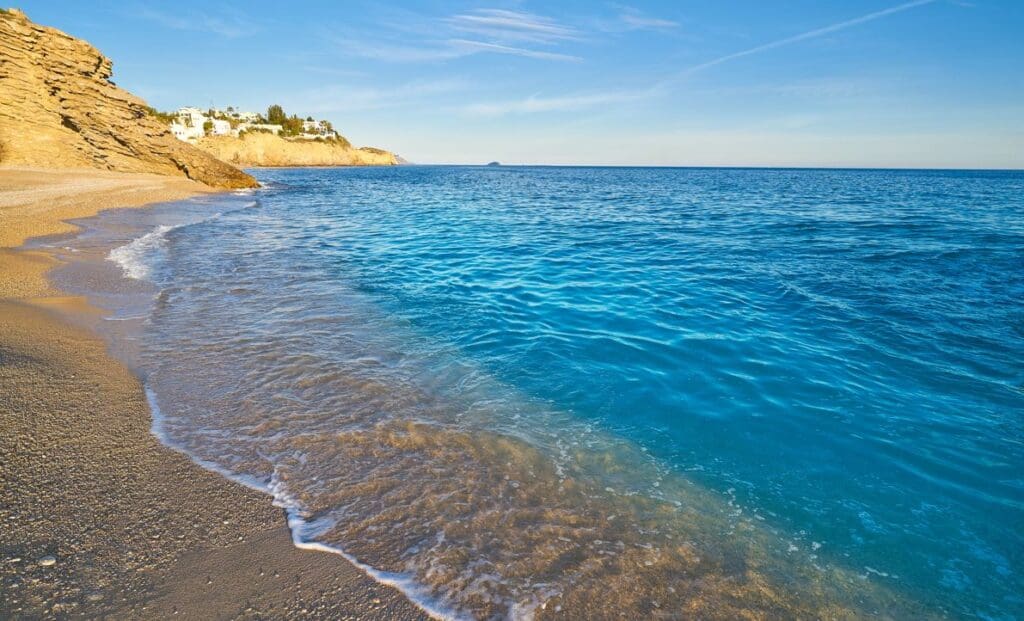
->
[465,0,942,115]
[659,0,937,86]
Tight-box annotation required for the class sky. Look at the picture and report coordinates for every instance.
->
[17,1,1024,168]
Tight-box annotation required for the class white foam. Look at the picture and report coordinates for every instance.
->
[283,510,466,621]
[109,199,471,620]
[106,208,235,282]
[144,387,464,621]
[107,225,175,280]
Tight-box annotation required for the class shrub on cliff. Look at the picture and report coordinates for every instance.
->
[144,107,176,125]
[266,104,286,125]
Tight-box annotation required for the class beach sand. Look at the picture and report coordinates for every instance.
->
[0,168,427,619]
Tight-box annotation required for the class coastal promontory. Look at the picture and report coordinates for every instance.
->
[0,9,257,189]
[195,132,398,168]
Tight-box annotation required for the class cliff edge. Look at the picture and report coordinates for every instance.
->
[0,9,257,189]
[195,133,398,168]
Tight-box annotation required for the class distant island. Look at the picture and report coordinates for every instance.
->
[487,161,501,167]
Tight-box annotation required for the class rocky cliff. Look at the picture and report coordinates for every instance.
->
[0,9,257,189]
[195,133,398,168]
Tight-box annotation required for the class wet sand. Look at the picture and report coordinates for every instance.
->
[0,168,427,619]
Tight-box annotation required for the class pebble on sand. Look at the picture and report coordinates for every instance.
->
[38,555,57,567]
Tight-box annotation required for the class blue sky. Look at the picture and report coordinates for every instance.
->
[18,1,1024,167]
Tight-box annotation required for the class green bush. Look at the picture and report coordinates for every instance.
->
[144,106,176,125]
[266,104,286,125]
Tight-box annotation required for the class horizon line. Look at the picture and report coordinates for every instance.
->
[358,163,1024,172]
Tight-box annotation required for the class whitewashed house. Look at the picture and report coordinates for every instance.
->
[300,119,337,139]
[168,107,207,141]
[210,119,231,136]
[169,122,191,140]
[176,107,206,127]
[167,107,235,141]
[166,106,329,141]
[169,121,204,141]
[213,108,259,122]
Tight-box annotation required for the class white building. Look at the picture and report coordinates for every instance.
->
[176,107,206,126]
[168,107,235,141]
[214,108,261,123]
[167,106,312,141]
[168,107,208,141]
[300,119,337,139]
[210,119,231,136]
[169,120,204,141]
[169,122,189,140]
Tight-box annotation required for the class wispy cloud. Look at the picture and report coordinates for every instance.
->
[618,8,679,31]
[462,0,936,117]
[461,90,647,116]
[332,37,581,63]
[285,78,469,114]
[331,38,463,63]
[446,9,578,43]
[675,0,937,77]
[331,7,580,64]
[449,39,581,62]
[589,5,680,34]
[132,6,260,38]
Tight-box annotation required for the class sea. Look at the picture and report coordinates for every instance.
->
[39,166,1024,619]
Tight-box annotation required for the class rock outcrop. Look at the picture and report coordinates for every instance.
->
[0,9,257,189]
[195,133,398,168]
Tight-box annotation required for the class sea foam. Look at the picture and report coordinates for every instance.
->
[106,224,175,280]
[144,386,463,621]
[106,207,238,281]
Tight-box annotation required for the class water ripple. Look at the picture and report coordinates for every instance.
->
[50,167,1024,620]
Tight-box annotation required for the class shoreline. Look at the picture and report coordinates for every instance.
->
[0,167,427,619]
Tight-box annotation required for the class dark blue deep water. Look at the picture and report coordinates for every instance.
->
[56,166,1024,619]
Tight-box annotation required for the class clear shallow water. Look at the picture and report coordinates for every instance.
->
[47,167,1023,619]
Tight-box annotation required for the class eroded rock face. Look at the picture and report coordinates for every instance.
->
[0,9,257,189]
[195,133,399,168]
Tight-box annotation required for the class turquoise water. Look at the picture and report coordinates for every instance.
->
[52,167,1023,619]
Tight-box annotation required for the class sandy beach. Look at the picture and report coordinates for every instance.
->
[0,168,426,619]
